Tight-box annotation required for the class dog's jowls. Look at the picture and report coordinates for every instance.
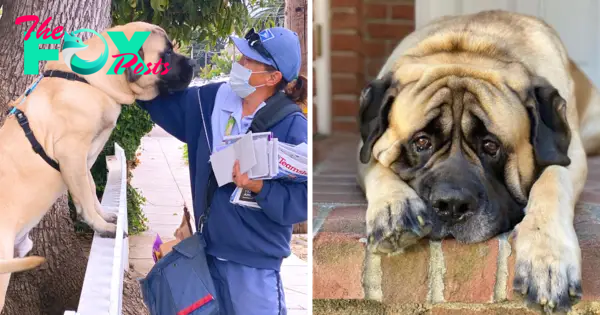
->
[357,10,600,313]
[0,21,193,311]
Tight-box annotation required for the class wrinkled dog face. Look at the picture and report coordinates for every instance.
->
[392,92,525,243]
[359,72,571,243]
[121,22,195,99]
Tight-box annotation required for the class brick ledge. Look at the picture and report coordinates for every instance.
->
[312,299,600,315]
[313,134,600,314]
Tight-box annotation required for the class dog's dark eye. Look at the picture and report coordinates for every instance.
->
[482,140,500,156]
[413,136,432,152]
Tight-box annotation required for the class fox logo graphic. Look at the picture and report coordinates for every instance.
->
[61,29,108,75]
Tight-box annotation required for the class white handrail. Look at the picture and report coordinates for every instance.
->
[64,143,129,315]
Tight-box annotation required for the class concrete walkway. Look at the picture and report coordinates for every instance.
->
[129,125,308,314]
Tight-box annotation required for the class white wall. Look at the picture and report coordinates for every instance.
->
[314,0,332,135]
[416,0,600,88]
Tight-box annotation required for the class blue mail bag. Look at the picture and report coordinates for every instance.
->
[139,232,219,315]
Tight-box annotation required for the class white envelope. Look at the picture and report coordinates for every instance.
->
[210,132,257,187]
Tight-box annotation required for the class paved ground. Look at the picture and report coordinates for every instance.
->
[129,125,309,314]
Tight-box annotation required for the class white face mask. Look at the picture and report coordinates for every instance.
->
[229,62,268,99]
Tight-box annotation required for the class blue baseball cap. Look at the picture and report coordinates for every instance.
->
[230,27,301,82]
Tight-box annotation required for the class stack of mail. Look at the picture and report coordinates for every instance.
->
[208,132,307,209]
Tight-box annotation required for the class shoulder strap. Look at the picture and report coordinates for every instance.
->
[248,92,302,133]
[196,82,226,232]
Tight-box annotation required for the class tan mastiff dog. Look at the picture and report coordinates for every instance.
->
[357,10,600,313]
[0,21,193,310]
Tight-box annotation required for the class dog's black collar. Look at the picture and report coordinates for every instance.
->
[42,70,89,84]
[5,70,89,172]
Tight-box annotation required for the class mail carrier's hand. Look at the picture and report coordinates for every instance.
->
[233,160,264,193]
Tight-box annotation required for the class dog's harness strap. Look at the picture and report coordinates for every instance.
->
[9,107,60,172]
[5,70,88,172]
[42,70,89,84]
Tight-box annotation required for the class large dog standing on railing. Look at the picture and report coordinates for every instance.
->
[0,21,194,311]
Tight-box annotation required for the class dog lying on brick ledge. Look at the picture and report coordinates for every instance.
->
[357,10,600,313]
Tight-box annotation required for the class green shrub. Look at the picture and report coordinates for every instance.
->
[199,49,233,79]
[70,103,153,235]
[127,184,149,235]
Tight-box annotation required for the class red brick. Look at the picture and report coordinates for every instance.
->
[331,54,363,74]
[506,240,517,300]
[332,11,360,30]
[331,0,360,8]
[313,189,366,204]
[314,136,360,161]
[381,240,430,303]
[321,206,367,235]
[333,98,359,117]
[312,177,359,194]
[333,120,359,133]
[576,203,600,301]
[580,190,600,204]
[431,306,538,315]
[588,157,600,171]
[314,138,336,165]
[367,58,385,77]
[364,4,387,19]
[386,40,396,55]
[314,181,359,195]
[332,76,361,95]
[318,161,360,176]
[367,23,414,40]
[442,239,499,303]
[313,136,346,164]
[331,33,361,52]
[391,4,415,20]
[363,40,387,57]
[581,241,600,301]
[313,232,366,299]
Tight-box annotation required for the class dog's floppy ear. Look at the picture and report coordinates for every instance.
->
[358,72,396,164]
[125,48,145,82]
[526,77,571,169]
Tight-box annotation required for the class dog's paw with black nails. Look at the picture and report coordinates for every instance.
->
[97,223,118,238]
[102,212,119,224]
[512,216,583,314]
[366,193,432,255]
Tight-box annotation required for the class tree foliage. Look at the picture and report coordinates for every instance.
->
[111,0,258,46]
[246,0,284,29]
[199,48,233,79]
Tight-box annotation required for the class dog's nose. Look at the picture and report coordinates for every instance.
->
[430,184,478,223]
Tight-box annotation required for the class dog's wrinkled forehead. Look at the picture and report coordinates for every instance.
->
[390,64,531,141]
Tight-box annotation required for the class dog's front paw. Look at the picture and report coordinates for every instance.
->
[97,223,118,238]
[366,194,432,255]
[512,217,582,313]
[102,212,119,224]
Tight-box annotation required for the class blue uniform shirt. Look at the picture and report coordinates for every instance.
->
[211,83,267,152]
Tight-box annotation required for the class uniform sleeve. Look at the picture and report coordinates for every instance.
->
[136,87,197,143]
[254,115,308,225]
